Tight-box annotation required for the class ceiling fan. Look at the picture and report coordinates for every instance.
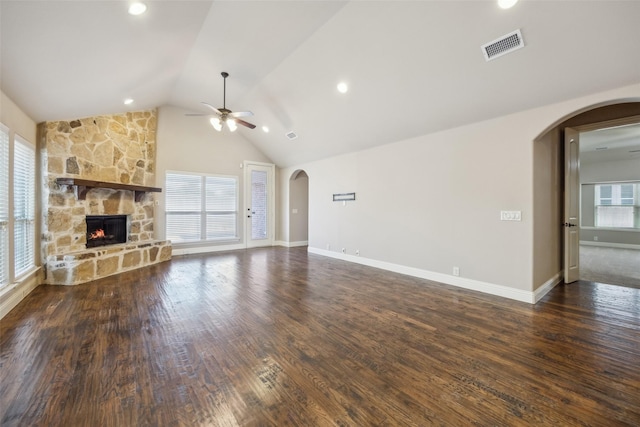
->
[187,71,256,131]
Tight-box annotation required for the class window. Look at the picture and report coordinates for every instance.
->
[595,182,640,229]
[0,125,9,287]
[165,172,238,243]
[0,125,36,288]
[13,136,36,276]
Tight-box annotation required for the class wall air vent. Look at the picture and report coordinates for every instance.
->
[481,29,524,61]
[285,131,298,140]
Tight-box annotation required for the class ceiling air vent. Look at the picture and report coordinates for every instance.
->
[481,29,524,61]
[285,131,298,140]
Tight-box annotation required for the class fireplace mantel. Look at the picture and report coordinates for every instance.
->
[56,178,162,202]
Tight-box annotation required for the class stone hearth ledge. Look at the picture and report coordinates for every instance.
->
[46,240,172,286]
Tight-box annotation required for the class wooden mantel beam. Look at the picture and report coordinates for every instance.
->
[55,178,162,202]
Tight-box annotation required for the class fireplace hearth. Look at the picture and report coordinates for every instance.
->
[86,215,128,248]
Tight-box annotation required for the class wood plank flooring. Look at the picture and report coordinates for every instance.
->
[1,247,639,426]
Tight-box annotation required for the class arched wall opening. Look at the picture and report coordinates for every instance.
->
[532,101,640,291]
[288,169,309,246]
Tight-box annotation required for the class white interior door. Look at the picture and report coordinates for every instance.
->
[245,162,274,248]
[564,127,580,283]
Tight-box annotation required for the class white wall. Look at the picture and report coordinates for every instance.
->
[581,157,640,183]
[155,105,273,250]
[533,126,563,293]
[279,84,640,303]
[1,91,37,142]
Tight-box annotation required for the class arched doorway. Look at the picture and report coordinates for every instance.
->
[288,170,309,246]
[534,102,640,290]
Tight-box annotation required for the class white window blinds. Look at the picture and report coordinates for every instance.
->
[165,172,238,243]
[13,136,35,276]
[0,125,9,287]
[595,183,640,229]
[251,169,268,240]
[205,176,237,240]
[166,173,202,242]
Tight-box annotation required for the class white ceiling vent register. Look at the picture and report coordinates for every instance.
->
[481,29,524,61]
[285,131,298,140]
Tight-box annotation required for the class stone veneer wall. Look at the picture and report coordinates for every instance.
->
[39,109,171,285]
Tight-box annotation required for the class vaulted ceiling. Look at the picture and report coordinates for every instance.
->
[2,1,639,167]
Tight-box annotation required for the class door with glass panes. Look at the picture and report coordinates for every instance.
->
[245,162,274,248]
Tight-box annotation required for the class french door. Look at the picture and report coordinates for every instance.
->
[245,162,275,248]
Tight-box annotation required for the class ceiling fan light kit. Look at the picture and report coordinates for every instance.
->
[190,71,256,132]
[209,117,222,131]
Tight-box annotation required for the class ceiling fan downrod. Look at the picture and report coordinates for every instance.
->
[221,71,228,110]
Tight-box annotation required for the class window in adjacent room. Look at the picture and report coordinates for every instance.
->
[594,182,640,229]
[165,172,238,243]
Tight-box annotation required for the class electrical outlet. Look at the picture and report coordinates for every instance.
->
[341,248,346,254]
[453,266,460,276]
[594,236,598,241]
[355,249,360,256]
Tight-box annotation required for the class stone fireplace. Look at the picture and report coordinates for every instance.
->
[39,110,171,286]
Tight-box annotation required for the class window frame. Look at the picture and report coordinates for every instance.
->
[13,135,36,277]
[165,171,239,244]
[0,124,9,287]
[593,181,640,230]
[0,123,37,289]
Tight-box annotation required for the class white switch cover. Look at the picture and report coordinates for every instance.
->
[292,208,298,214]
[500,211,522,221]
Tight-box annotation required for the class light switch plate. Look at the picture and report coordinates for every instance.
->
[500,210,522,221]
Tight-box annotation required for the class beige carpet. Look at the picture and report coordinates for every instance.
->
[579,245,640,289]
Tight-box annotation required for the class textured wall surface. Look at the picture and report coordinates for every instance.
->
[39,110,171,285]
[40,110,158,256]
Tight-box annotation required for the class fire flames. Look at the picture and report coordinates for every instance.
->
[90,229,106,240]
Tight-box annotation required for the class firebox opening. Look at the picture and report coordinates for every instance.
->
[86,215,128,248]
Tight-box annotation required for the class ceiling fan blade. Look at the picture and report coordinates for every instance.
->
[230,111,253,118]
[201,102,222,114]
[236,119,256,129]
[185,113,209,116]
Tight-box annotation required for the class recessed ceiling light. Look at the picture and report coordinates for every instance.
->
[498,0,518,9]
[124,98,134,105]
[128,2,147,15]
[337,82,348,94]
[262,126,269,133]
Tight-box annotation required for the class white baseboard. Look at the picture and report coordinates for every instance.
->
[0,268,41,319]
[533,271,563,303]
[580,241,640,250]
[172,243,246,256]
[308,248,537,304]
[275,240,308,248]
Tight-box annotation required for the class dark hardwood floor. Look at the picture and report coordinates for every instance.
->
[1,247,639,426]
